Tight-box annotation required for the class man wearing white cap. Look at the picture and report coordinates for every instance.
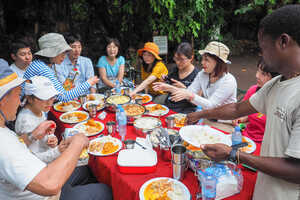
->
[0,59,112,200]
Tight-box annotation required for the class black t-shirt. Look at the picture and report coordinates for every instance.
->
[165,67,199,114]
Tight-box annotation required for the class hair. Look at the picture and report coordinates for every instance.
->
[33,55,51,65]
[257,58,279,78]
[10,39,31,55]
[64,33,82,44]
[175,42,193,59]
[142,59,160,73]
[105,38,121,58]
[259,5,300,45]
[204,53,228,79]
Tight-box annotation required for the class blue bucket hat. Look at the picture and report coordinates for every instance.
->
[0,59,26,100]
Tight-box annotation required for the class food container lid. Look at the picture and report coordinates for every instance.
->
[117,149,157,167]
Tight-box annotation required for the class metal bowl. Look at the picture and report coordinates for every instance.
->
[122,103,146,125]
[133,117,162,137]
[105,94,131,112]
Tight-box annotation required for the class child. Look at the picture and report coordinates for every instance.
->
[15,76,62,163]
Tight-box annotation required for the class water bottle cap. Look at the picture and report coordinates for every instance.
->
[119,107,125,112]
[235,126,241,132]
[196,105,203,110]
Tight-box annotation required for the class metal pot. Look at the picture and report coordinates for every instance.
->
[122,103,146,125]
[133,117,162,137]
[105,94,131,112]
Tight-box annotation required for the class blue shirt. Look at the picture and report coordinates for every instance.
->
[55,55,96,89]
[24,60,91,102]
[96,56,125,87]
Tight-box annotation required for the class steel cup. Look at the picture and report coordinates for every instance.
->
[88,104,97,118]
[79,95,87,105]
[166,116,175,128]
[172,160,186,180]
[124,139,135,149]
[160,144,171,162]
[106,121,116,136]
[171,144,186,164]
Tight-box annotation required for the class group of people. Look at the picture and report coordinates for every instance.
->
[1,4,300,200]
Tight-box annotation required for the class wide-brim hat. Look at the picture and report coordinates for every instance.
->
[198,41,231,64]
[0,59,26,100]
[24,76,59,100]
[35,33,72,58]
[137,42,162,60]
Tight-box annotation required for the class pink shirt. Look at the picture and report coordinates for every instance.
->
[243,85,266,143]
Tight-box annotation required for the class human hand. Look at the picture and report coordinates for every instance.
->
[171,79,186,88]
[129,90,137,98]
[70,133,89,149]
[232,116,248,126]
[32,121,56,140]
[47,135,58,148]
[87,76,99,86]
[152,82,171,92]
[170,89,192,102]
[58,140,69,153]
[186,111,202,125]
[200,143,232,162]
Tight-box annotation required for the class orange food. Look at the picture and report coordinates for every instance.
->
[147,104,166,112]
[62,112,87,122]
[56,101,79,111]
[241,137,252,152]
[144,179,173,200]
[174,117,186,127]
[84,120,102,134]
[123,104,145,116]
[102,142,119,155]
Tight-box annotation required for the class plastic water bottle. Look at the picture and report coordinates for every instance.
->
[117,105,127,141]
[196,105,204,125]
[232,126,242,145]
[202,174,217,200]
[115,80,121,94]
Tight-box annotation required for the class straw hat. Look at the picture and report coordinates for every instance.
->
[35,33,72,58]
[24,76,58,100]
[137,42,162,60]
[0,59,25,100]
[198,41,231,64]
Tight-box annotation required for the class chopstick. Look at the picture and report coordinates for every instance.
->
[134,141,147,149]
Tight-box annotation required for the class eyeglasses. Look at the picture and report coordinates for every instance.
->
[173,56,189,63]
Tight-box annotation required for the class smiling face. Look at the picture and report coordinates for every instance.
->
[201,54,217,74]
[69,41,82,60]
[173,53,192,70]
[106,42,119,58]
[11,47,32,69]
[142,51,155,65]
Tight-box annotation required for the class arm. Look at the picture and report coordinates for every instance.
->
[33,147,61,164]
[130,75,157,96]
[98,68,115,88]
[85,58,97,92]
[187,100,257,124]
[26,133,88,195]
[117,64,125,83]
[152,81,179,93]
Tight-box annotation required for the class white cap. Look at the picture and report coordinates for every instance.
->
[24,76,59,100]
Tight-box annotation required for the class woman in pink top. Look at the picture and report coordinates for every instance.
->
[233,59,279,143]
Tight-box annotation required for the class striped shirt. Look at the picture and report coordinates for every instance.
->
[24,60,91,102]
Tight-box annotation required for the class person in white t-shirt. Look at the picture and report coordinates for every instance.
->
[153,41,237,110]
[10,39,33,78]
[0,59,112,200]
[15,76,62,163]
[186,5,300,200]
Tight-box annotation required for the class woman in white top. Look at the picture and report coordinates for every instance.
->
[153,41,237,110]
[15,76,65,163]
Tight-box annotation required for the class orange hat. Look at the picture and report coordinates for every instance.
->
[137,42,162,60]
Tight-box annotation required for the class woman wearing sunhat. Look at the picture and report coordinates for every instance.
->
[153,41,237,110]
[24,33,99,102]
[129,42,168,102]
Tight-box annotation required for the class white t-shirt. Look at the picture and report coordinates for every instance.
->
[187,70,237,109]
[250,75,300,200]
[15,108,60,163]
[0,127,46,200]
[10,63,26,78]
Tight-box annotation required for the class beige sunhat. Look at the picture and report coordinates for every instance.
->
[198,41,231,64]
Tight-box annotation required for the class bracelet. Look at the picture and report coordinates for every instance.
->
[189,93,195,102]
[228,148,238,163]
[27,132,36,142]
[237,149,240,165]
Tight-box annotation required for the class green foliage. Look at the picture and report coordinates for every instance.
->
[71,0,89,21]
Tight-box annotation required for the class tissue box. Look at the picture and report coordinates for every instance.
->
[117,149,157,174]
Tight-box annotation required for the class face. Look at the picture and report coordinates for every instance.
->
[29,96,56,112]
[50,52,67,64]
[69,41,82,60]
[256,68,272,87]
[106,42,119,58]
[173,53,192,70]
[201,54,217,74]
[11,47,32,68]
[142,51,155,64]
[0,86,22,121]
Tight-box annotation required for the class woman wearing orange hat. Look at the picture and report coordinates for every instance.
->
[129,42,168,101]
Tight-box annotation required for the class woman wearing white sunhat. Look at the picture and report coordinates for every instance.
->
[153,41,237,110]
[24,33,99,102]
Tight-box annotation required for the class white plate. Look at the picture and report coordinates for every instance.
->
[145,104,169,116]
[82,100,105,111]
[139,177,190,200]
[53,101,81,112]
[168,113,186,128]
[73,120,105,137]
[88,136,122,156]
[179,125,232,148]
[241,136,256,154]
[86,93,105,102]
[59,111,89,124]
[134,93,152,104]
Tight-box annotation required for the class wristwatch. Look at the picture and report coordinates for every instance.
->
[228,147,238,163]
[27,132,36,142]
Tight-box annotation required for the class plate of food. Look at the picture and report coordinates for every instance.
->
[122,103,145,117]
[73,119,104,136]
[53,101,81,112]
[241,136,256,154]
[88,135,122,156]
[134,93,152,104]
[59,111,89,124]
[145,104,169,116]
[168,113,186,128]
[179,125,232,148]
[86,93,105,102]
[83,100,105,111]
[139,177,190,200]
[106,94,131,105]
[79,148,89,160]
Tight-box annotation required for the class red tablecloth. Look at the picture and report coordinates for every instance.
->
[49,106,260,200]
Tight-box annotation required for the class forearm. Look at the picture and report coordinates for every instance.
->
[134,77,155,94]
[240,152,300,184]
[117,65,125,82]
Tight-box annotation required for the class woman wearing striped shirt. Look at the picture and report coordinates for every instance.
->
[24,33,98,102]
